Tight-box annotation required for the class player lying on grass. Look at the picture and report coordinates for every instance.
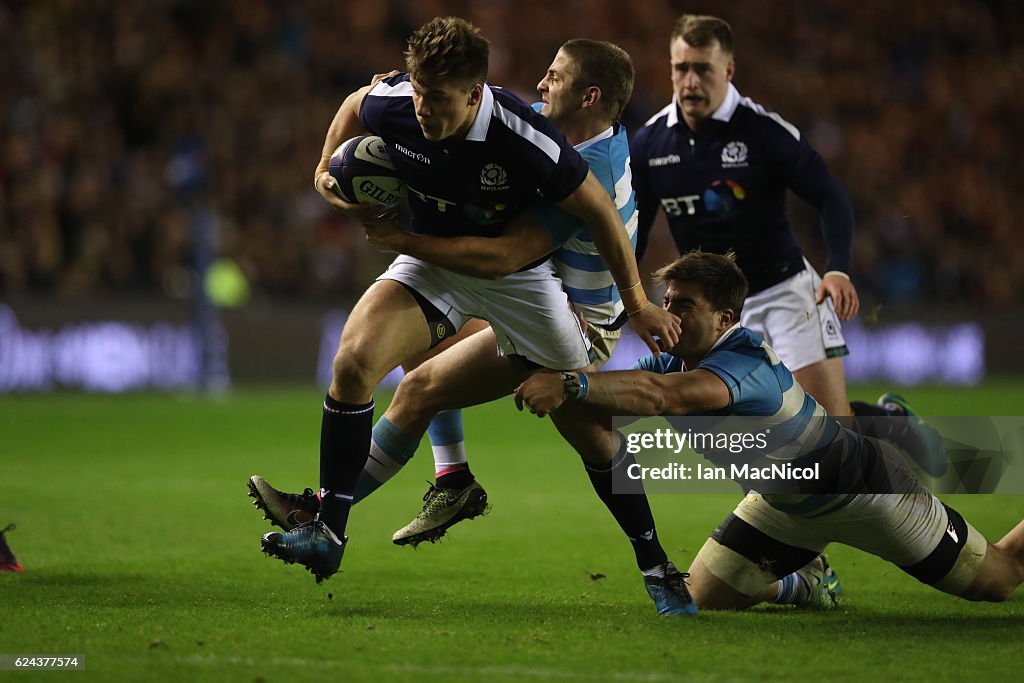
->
[255,38,703,615]
[515,250,1024,608]
[259,17,680,583]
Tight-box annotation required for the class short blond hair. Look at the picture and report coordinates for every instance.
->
[670,14,734,54]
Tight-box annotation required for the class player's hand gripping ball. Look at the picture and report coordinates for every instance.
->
[328,135,406,207]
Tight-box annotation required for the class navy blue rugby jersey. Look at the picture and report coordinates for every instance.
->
[630,84,853,294]
[359,74,589,238]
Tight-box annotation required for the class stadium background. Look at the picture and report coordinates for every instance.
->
[2,0,1023,390]
[2,1,1023,681]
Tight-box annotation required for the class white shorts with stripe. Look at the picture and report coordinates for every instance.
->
[378,255,591,370]
[740,259,848,372]
[695,441,988,597]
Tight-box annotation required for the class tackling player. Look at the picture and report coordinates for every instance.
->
[516,251,1024,609]
[259,17,680,583]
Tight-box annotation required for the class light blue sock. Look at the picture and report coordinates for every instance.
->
[774,571,805,604]
[427,409,467,474]
[352,416,420,504]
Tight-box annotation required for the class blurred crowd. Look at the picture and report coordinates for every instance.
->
[1,0,1021,307]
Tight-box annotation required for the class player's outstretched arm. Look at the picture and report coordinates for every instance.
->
[314,84,375,213]
[557,173,680,355]
[364,213,555,279]
[515,368,729,418]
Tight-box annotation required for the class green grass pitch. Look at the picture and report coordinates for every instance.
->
[2,382,1023,682]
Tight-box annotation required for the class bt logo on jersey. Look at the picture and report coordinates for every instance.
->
[660,180,746,218]
[660,195,701,216]
[703,179,746,217]
[408,186,456,212]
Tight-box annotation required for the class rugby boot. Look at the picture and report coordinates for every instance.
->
[261,519,346,583]
[0,524,23,573]
[248,475,319,531]
[392,480,489,547]
[794,554,841,610]
[644,562,698,616]
[878,393,948,477]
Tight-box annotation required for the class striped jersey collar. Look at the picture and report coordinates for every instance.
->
[575,125,615,152]
[465,84,495,142]
[709,322,743,352]
[666,83,741,127]
[680,322,743,371]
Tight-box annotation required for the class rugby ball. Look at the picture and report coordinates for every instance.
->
[328,135,405,206]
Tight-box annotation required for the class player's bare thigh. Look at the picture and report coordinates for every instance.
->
[401,318,491,372]
[331,280,432,403]
[386,326,532,434]
[792,357,852,417]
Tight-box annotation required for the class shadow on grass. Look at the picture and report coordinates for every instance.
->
[5,570,1022,635]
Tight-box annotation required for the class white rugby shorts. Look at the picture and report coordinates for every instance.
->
[695,441,988,598]
[378,255,591,370]
[740,259,848,372]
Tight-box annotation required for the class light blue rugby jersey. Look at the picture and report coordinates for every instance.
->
[531,114,638,327]
[634,325,859,513]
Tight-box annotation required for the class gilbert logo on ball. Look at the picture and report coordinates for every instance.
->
[329,135,406,207]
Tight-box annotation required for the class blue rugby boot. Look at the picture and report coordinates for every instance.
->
[878,393,948,477]
[261,519,346,583]
[644,562,698,616]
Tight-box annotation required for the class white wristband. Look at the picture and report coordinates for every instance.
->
[823,270,850,281]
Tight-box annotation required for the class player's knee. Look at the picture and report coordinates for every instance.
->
[332,346,382,393]
[962,579,1014,603]
[959,555,1023,602]
[394,363,444,412]
[985,582,1015,602]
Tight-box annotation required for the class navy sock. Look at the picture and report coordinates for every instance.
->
[436,463,474,490]
[585,439,668,572]
[317,394,374,536]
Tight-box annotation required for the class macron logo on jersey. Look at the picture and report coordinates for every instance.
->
[395,143,431,165]
[649,153,681,167]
